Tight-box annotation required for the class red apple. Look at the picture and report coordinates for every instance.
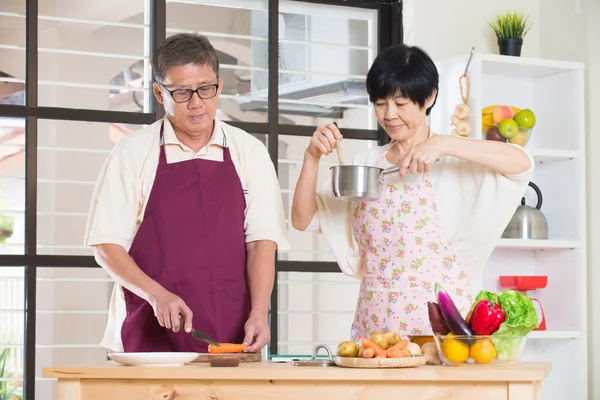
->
[492,105,515,125]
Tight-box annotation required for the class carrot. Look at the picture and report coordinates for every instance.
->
[361,348,375,358]
[385,339,408,357]
[361,338,386,358]
[208,343,246,354]
[386,348,410,358]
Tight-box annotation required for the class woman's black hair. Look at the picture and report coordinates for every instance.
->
[366,44,439,116]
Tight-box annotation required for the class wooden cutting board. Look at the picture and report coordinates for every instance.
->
[193,353,262,363]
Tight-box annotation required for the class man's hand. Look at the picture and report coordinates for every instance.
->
[93,244,195,334]
[148,288,193,333]
[242,311,270,353]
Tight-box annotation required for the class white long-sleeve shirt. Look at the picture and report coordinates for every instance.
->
[311,138,534,281]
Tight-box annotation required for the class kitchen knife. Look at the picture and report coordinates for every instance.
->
[178,314,220,347]
[190,328,220,347]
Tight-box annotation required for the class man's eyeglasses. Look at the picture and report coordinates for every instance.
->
[157,81,219,103]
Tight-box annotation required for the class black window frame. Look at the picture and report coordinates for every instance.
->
[0,0,403,398]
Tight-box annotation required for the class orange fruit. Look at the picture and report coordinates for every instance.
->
[470,339,497,364]
[441,335,469,364]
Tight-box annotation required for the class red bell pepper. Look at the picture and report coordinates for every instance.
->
[469,299,505,335]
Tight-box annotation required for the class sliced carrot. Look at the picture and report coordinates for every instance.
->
[208,343,246,354]
[361,338,386,358]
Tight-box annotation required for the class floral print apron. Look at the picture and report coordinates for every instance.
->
[351,148,473,339]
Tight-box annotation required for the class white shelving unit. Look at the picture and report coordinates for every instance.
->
[431,53,587,400]
[496,239,580,250]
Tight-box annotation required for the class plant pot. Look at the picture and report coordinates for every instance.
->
[498,38,523,57]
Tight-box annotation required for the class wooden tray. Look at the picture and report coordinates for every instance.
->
[193,353,262,363]
[335,355,427,368]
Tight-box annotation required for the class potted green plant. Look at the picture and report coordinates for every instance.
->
[488,11,533,57]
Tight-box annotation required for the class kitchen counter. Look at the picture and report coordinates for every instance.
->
[43,360,551,400]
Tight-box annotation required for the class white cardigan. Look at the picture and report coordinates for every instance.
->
[311,139,534,282]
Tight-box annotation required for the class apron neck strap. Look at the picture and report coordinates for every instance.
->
[159,121,233,164]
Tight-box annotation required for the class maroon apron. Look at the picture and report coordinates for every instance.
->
[121,121,249,353]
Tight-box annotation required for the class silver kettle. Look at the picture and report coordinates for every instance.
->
[501,182,549,239]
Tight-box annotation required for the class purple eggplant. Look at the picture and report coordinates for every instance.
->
[434,283,474,342]
[427,301,451,335]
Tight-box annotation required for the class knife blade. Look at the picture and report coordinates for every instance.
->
[178,313,220,347]
[190,328,220,347]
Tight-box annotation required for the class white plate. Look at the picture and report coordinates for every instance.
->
[108,352,200,367]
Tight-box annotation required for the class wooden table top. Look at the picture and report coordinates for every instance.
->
[43,360,552,382]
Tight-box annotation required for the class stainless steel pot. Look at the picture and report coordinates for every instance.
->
[501,181,549,239]
[330,165,400,201]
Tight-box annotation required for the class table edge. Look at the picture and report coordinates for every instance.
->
[42,361,552,382]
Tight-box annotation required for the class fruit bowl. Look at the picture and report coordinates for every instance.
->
[433,334,527,366]
[482,106,536,146]
[484,126,532,146]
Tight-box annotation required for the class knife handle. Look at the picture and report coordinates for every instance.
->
[177,313,192,332]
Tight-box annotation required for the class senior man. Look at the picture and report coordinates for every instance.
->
[85,33,288,354]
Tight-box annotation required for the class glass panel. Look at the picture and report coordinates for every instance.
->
[38,0,151,112]
[0,2,26,106]
[0,117,25,255]
[0,267,24,399]
[166,0,269,123]
[277,271,359,355]
[35,267,112,400]
[277,135,377,261]
[277,1,378,129]
[37,120,147,255]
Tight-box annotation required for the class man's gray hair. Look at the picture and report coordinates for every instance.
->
[152,33,219,82]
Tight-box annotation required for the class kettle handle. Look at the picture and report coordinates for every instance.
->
[523,182,543,209]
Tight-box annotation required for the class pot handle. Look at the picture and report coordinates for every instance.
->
[382,165,400,175]
[525,181,543,209]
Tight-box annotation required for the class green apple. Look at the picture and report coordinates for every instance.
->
[498,118,519,139]
[513,109,536,129]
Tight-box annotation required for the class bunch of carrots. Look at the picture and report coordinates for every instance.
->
[360,338,409,359]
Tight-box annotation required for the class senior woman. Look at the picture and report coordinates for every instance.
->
[291,44,533,342]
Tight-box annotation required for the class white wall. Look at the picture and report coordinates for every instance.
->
[402,0,540,60]
[522,1,599,398]
[535,1,600,398]
[584,4,600,398]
